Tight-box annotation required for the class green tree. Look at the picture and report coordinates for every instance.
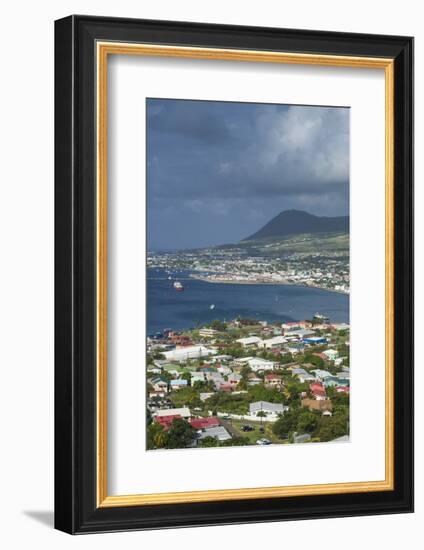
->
[296,410,318,434]
[221,436,250,447]
[236,378,248,391]
[147,422,168,449]
[181,371,192,385]
[273,411,297,439]
[210,320,227,331]
[199,436,218,447]
[303,354,325,368]
[314,412,349,442]
[225,346,244,358]
[247,384,284,404]
[166,419,197,449]
[240,365,252,379]
[170,387,201,408]
[193,380,215,392]
[285,380,308,405]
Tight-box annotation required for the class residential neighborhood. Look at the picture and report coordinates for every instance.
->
[146,315,350,450]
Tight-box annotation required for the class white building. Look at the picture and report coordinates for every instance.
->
[249,401,286,420]
[163,346,216,362]
[332,323,350,332]
[210,354,233,363]
[236,336,262,347]
[198,328,219,338]
[197,426,232,442]
[191,372,206,384]
[233,356,254,365]
[284,328,316,339]
[155,407,191,419]
[247,358,276,372]
[291,367,316,382]
[322,349,339,361]
[312,369,333,381]
[216,364,232,375]
[258,335,287,349]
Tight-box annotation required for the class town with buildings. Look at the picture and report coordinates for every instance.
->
[147,238,349,294]
[147,314,350,450]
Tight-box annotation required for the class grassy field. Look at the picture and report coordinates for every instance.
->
[226,418,286,445]
[213,232,349,256]
[247,233,349,255]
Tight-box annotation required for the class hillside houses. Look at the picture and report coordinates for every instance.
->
[146,316,350,450]
[163,345,217,362]
[154,409,232,444]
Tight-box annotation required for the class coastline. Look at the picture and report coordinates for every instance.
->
[189,274,349,295]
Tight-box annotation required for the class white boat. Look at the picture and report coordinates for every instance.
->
[173,281,184,291]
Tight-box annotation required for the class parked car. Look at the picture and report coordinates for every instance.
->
[256,438,271,445]
[241,425,254,432]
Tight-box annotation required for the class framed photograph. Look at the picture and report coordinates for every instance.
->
[54,15,413,534]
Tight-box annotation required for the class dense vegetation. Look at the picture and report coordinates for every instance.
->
[272,390,349,442]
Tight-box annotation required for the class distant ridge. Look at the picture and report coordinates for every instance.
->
[243,209,349,241]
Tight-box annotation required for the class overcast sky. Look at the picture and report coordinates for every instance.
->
[147,98,349,250]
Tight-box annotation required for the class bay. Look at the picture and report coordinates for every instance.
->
[147,268,349,335]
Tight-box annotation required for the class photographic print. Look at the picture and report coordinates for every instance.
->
[55,18,413,532]
[146,98,350,451]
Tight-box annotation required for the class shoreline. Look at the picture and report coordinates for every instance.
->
[189,274,349,295]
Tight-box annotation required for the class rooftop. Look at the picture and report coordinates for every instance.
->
[190,417,220,430]
[155,407,191,418]
[250,401,285,413]
[236,336,262,345]
[197,426,232,441]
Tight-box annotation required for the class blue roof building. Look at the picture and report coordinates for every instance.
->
[303,337,327,345]
[170,379,188,388]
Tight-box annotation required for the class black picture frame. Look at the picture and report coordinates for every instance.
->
[55,15,414,534]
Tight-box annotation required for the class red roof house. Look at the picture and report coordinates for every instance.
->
[155,414,182,430]
[310,382,326,399]
[189,417,220,430]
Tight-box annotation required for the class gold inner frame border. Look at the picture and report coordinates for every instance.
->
[96,42,394,508]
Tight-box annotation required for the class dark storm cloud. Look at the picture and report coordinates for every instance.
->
[147,99,234,144]
[146,98,349,250]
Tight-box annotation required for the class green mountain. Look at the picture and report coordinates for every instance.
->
[243,209,349,241]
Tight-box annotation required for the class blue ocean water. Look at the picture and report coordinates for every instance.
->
[147,268,349,335]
